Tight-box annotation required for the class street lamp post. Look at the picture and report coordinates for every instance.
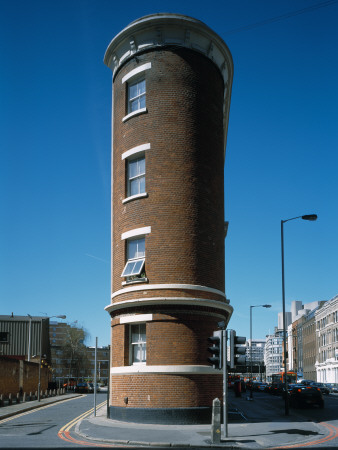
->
[27,314,32,362]
[38,314,66,401]
[281,214,317,415]
[249,304,271,400]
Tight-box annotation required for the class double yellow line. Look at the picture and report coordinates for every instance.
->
[58,400,107,437]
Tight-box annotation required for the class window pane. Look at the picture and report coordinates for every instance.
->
[122,261,134,277]
[128,240,138,259]
[136,239,145,258]
[138,79,146,95]
[141,344,146,362]
[130,98,139,112]
[138,157,145,175]
[139,94,146,109]
[139,176,145,194]
[139,323,146,340]
[129,83,138,99]
[133,259,143,273]
[128,159,138,179]
[131,328,139,343]
[130,178,139,196]
[133,344,141,362]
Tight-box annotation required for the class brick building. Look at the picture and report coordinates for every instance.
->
[104,13,234,424]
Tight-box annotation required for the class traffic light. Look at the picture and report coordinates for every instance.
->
[207,330,222,369]
[229,330,246,369]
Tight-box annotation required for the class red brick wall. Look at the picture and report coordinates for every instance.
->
[111,373,222,408]
[109,45,227,414]
[0,357,49,396]
[112,47,225,294]
[111,312,223,368]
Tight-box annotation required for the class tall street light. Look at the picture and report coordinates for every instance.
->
[27,314,32,362]
[281,214,317,415]
[38,314,66,401]
[249,304,271,400]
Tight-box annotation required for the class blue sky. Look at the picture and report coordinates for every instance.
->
[1,0,337,346]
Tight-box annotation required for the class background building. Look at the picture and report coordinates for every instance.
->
[104,13,234,424]
[264,329,283,381]
[316,295,338,383]
[246,339,266,380]
[0,314,50,363]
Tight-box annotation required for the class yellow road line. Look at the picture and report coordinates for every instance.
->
[59,400,107,433]
[0,395,86,424]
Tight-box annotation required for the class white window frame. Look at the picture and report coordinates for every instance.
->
[122,63,151,122]
[127,154,146,198]
[130,323,146,365]
[121,237,145,278]
[122,144,151,204]
[127,77,146,113]
[120,227,151,283]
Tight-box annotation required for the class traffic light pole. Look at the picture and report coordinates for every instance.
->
[223,329,228,439]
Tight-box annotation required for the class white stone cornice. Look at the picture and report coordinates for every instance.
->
[110,365,221,375]
[104,14,233,85]
[112,283,227,299]
[105,296,233,317]
[104,13,233,158]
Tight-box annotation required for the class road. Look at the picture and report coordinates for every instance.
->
[245,390,338,448]
[1,391,338,448]
[0,393,108,448]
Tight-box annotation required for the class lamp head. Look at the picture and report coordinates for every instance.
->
[302,214,317,221]
[263,304,272,308]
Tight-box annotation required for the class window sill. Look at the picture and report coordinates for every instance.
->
[122,193,148,204]
[122,278,148,286]
[122,108,147,123]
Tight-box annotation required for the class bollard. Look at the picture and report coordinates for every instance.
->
[16,393,20,404]
[211,398,221,444]
[23,392,26,403]
[0,394,3,407]
[9,393,12,405]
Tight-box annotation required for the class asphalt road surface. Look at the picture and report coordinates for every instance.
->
[0,392,107,448]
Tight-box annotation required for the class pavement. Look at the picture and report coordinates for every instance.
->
[0,391,336,448]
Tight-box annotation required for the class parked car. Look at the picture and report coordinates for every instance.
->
[329,383,338,393]
[310,382,330,395]
[75,382,99,393]
[88,383,100,392]
[289,385,324,408]
[270,382,284,395]
[297,379,314,386]
[264,383,272,393]
[75,382,90,393]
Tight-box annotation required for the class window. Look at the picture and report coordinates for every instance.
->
[128,155,145,197]
[0,332,9,343]
[121,237,145,278]
[128,78,146,113]
[130,323,146,364]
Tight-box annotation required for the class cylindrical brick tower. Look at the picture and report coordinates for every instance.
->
[104,13,233,424]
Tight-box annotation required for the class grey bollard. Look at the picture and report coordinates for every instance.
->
[23,392,26,403]
[211,397,221,444]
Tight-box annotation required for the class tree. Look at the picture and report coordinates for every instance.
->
[60,326,90,381]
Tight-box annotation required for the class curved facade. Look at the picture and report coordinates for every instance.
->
[104,13,233,424]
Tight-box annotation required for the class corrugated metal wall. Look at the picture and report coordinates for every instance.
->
[0,316,50,360]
